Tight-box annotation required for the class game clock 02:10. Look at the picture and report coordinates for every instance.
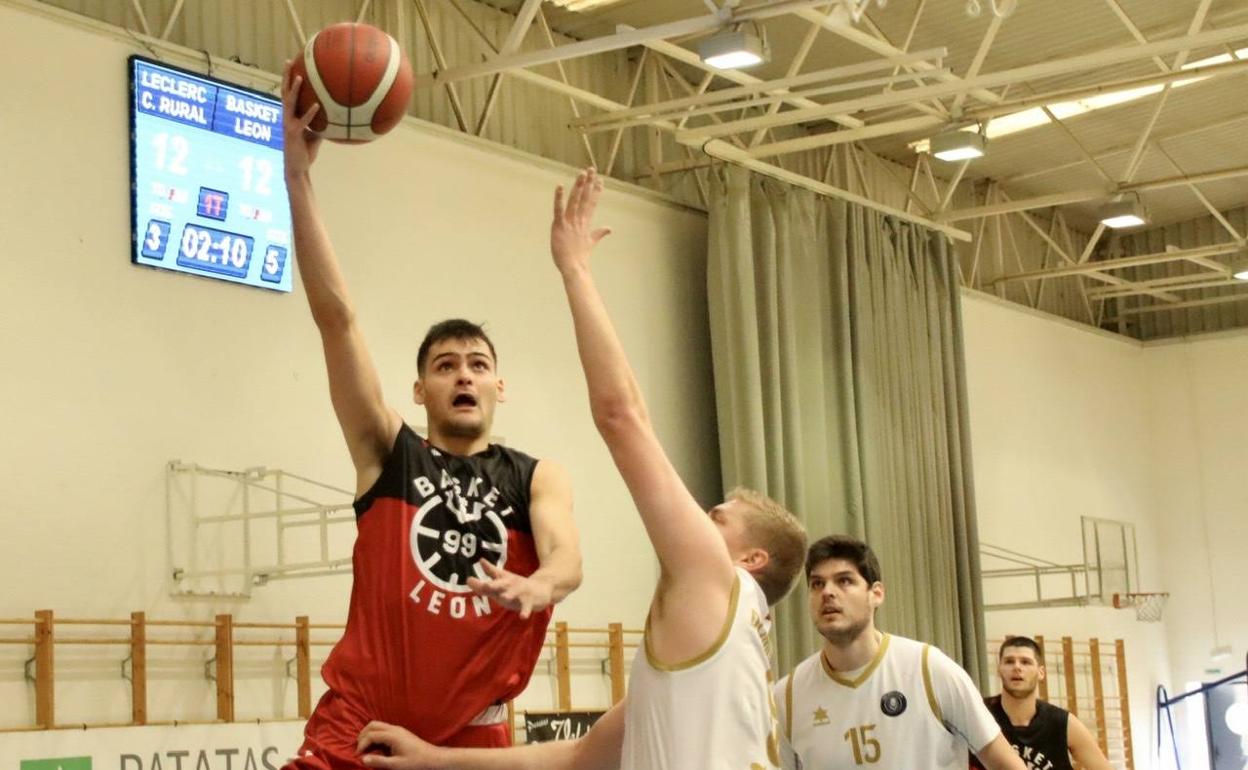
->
[129,56,294,293]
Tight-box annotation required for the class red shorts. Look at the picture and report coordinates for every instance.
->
[283,690,511,770]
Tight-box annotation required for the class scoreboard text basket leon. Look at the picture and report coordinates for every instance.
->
[129,56,294,293]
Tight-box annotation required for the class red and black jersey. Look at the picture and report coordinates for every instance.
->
[318,423,551,745]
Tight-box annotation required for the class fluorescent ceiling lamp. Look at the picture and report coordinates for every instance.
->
[912,44,1248,153]
[546,0,627,10]
[698,29,767,70]
[1099,196,1148,229]
[930,129,985,161]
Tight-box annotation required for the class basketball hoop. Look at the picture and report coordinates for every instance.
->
[1112,592,1168,622]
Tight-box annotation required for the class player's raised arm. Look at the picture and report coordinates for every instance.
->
[549,169,735,646]
[282,60,400,493]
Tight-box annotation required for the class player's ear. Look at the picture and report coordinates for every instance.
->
[741,547,769,571]
[869,581,885,609]
[413,378,426,405]
[496,378,506,403]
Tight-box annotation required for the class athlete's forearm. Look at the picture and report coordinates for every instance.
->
[528,543,583,605]
[286,173,358,332]
[559,266,649,431]
[441,739,576,770]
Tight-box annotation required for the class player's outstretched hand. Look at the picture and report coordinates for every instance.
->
[281,59,323,177]
[467,559,554,620]
[551,167,611,276]
[357,721,446,770]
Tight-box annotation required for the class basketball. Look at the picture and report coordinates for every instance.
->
[291,22,413,143]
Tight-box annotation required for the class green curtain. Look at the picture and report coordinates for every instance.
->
[707,165,987,687]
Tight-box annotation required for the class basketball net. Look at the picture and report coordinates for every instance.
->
[1113,592,1168,622]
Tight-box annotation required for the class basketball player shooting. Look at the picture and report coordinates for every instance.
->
[279,60,582,770]
[354,171,807,769]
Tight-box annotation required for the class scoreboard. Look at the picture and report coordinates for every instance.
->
[129,56,293,293]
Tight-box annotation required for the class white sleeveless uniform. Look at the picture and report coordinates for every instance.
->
[622,568,780,770]
[776,634,1000,770]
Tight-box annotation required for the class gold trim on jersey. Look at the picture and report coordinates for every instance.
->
[921,643,945,726]
[643,573,741,671]
[784,671,794,740]
[819,633,892,688]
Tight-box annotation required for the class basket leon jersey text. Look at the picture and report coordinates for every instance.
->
[320,423,550,743]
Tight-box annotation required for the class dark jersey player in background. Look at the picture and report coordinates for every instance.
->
[280,62,583,769]
[972,637,1112,770]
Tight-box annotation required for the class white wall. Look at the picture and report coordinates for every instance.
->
[1144,331,1248,686]
[0,2,715,728]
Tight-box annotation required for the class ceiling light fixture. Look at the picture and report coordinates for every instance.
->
[698,27,768,70]
[1099,194,1148,229]
[930,128,986,162]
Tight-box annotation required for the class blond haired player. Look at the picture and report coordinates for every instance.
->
[355,170,808,770]
[777,536,1026,770]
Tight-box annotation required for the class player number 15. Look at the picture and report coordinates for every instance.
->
[844,724,880,765]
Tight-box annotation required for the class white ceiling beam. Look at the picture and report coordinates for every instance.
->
[474,0,547,135]
[159,0,185,41]
[127,0,150,35]
[1089,273,1239,300]
[1111,290,1248,320]
[696,139,973,242]
[737,115,945,159]
[966,57,1248,122]
[745,55,1248,163]
[412,0,469,133]
[279,0,307,48]
[1118,0,1214,183]
[950,0,1015,113]
[1003,113,1248,185]
[411,0,836,88]
[994,242,1243,283]
[675,22,1248,142]
[438,0,682,132]
[939,163,1248,221]
[1101,0,1172,73]
[634,35,864,129]
[1153,143,1244,242]
[571,48,945,131]
[748,14,823,149]
[794,5,1001,107]
[1036,102,1114,185]
[1079,223,1106,264]
[582,70,944,136]
[499,0,543,53]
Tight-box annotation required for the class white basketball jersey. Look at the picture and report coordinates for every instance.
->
[622,568,780,770]
[776,634,1000,770]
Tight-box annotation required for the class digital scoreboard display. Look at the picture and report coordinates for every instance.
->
[129,56,293,292]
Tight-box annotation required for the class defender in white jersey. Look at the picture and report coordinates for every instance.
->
[776,536,1026,770]
[356,171,808,770]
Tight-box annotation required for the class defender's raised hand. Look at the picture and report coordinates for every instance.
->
[551,168,611,275]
